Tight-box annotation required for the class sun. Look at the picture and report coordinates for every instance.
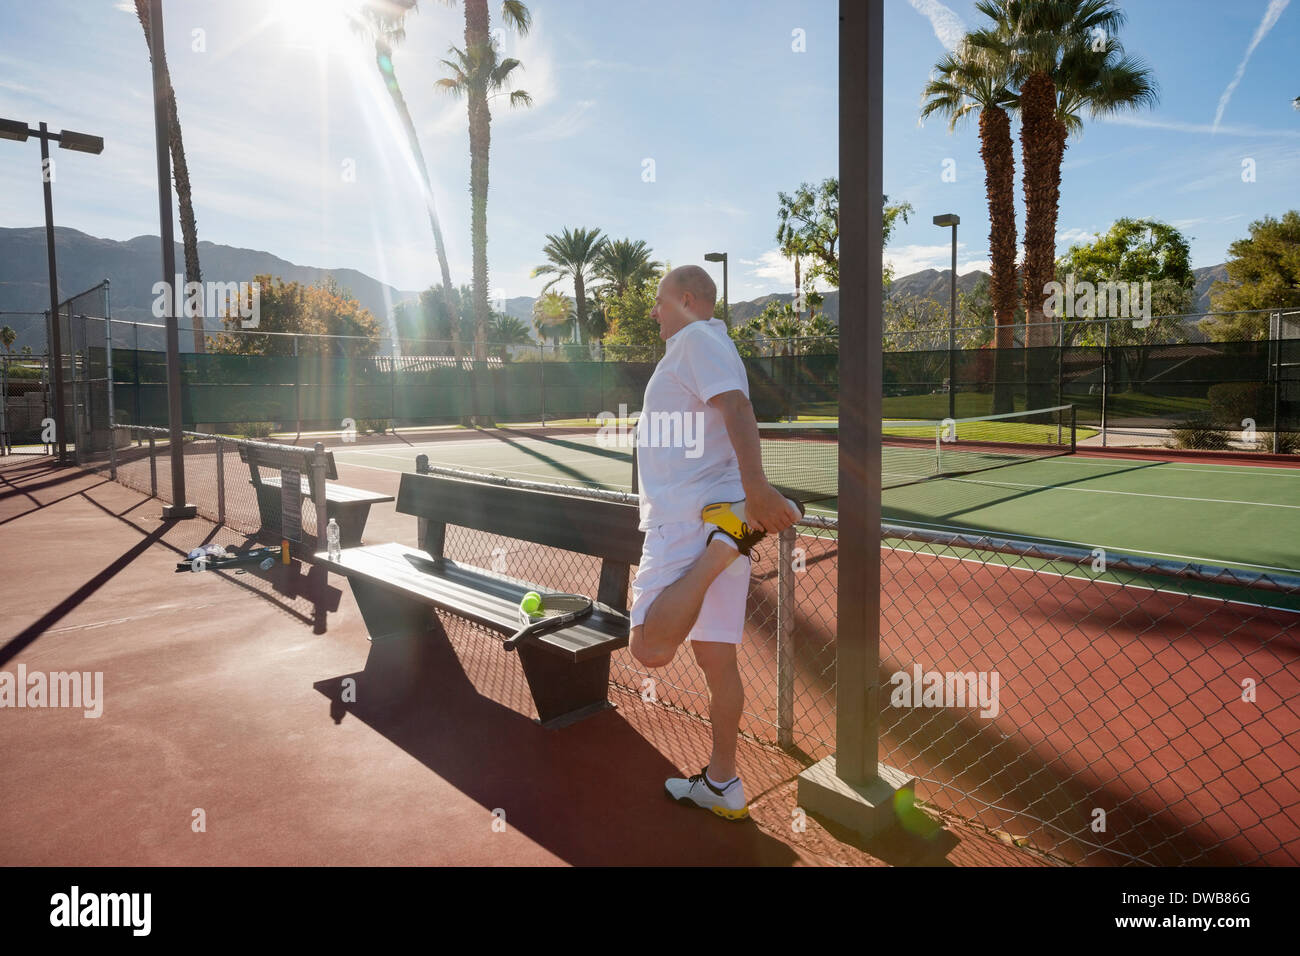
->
[271,0,369,54]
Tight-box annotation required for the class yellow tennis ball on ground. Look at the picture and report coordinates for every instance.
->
[521,591,542,614]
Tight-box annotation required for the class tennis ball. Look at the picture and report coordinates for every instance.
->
[521,591,542,614]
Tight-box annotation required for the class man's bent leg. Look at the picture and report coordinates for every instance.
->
[629,538,740,667]
[691,640,743,782]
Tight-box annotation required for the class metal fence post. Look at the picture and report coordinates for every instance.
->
[312,440,329,558]
[777,526,796,750]
[148,435,157,497]
[216,438,225,525]
[1101,319,1109,447]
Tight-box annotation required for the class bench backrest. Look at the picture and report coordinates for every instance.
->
[238,444,339,490]
[398,472,642,564]
[397,471,644,610]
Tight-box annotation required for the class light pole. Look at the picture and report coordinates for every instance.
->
[933,213,959,420]
[704,252,729,328]
[0,117,103,464]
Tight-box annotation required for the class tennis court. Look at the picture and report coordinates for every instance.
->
[328,412,1300,589]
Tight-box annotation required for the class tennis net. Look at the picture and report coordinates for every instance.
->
[757,404,1077,499]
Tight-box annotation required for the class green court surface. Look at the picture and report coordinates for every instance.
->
[332,429,1300,585]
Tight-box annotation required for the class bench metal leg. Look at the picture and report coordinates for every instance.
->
[515,645,615,728]
[332,503,372,548]
[350,578,431,642]
[252,484,281,539]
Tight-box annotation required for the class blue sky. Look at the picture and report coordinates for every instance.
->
[0,0,1297,305]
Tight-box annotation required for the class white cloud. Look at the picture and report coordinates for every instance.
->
[907,0,967,51]
[740,249,796,285]
[1057,227,1099,248]
[1097,114,1300,139]
[1213,0,1291,131]
[516,99,596,143]
[885,241,980,276]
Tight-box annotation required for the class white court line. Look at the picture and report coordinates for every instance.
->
[1039,453,1300,478]
[876,517,1300,576]
[942,475,1300,510]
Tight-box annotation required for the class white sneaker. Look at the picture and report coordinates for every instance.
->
[665,767,750,821]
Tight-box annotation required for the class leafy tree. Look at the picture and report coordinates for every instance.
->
[531,290,575,350]
[1205,210,1300,339]
[1055,218,1194,348]
[394,283,476,352]
[206,275,382,357]
[602,277,664,362]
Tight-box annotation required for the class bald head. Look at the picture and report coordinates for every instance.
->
[666,265,717,319]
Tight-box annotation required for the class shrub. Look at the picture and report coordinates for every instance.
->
[359,418,390,434]
[1257,431,1299,454]
[1206,382,1268,427]
[235,422,275,439]
[1167,414,1230,450]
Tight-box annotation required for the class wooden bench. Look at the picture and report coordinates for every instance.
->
[238,443,393,547]
[315,460,644,728]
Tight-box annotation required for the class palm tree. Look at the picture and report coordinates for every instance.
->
[486,312,532,361]
[922,29,1018,412]
[531,227,608,346]
[593,238,662,298]
[356,0,465,362]
[776,216,809,322]
[134,0,204,353]
[531,291,574,350]
[435,0,533,366]
[980,0,1155,409]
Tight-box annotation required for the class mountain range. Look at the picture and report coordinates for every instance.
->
[0,226,1228,352]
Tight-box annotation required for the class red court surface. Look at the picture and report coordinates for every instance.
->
[0,453,1041,867]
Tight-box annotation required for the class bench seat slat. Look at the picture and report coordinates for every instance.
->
[316,542,629,662]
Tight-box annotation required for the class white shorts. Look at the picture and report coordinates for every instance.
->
[629,517,751,644]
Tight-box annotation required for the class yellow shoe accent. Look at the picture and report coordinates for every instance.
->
[711,804,751,821]
[701,500,751,538]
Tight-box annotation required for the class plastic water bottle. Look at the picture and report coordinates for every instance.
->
[327,518,341,561]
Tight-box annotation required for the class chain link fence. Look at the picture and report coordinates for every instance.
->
[416,461,1300,866]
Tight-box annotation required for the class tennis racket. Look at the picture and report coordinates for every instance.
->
[502,592,594,652]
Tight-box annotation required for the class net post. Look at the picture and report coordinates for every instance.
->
[148,435,157,497]
[108,425,118,480]
[216,438,226,525]
[1070,404,1076,453]
[776,526,796,750]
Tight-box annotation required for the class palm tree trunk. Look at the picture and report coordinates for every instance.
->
[135,0,204,353]
[1019,71,1058,414]
[574,273,587,347]
[465,0,492,424]
[375,40,463,362]
[980,104,1017,414]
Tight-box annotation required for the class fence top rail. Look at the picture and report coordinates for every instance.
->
[110,423,327,461]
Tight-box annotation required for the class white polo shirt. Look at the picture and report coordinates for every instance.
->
[636,317,749,530]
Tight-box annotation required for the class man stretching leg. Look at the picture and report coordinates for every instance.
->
[627,264,802,821]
